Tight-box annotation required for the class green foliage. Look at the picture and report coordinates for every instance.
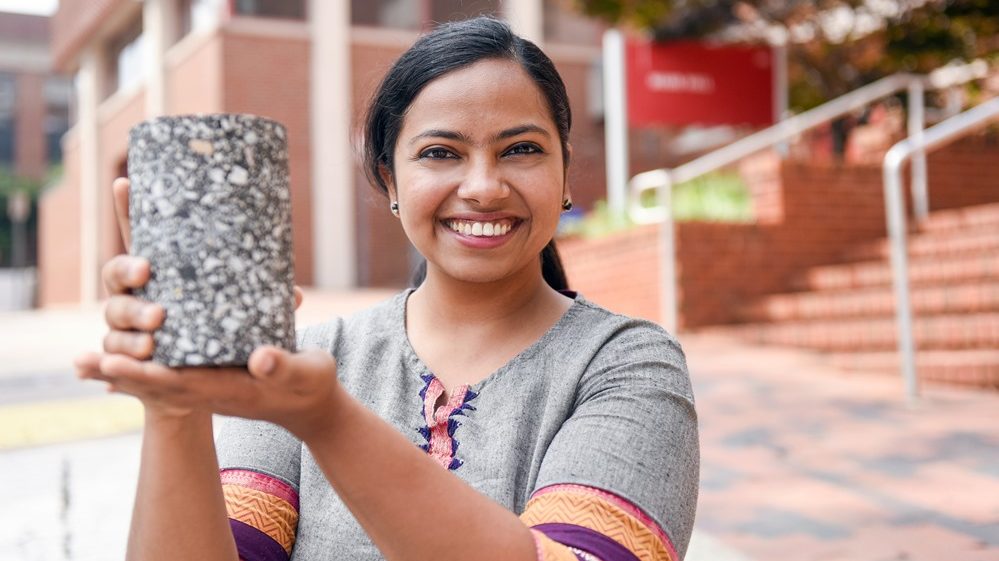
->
[0,167,43,198]
[562,171,751,239]
[672,171,752,222]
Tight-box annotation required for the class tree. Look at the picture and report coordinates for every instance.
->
[572,0,999,111]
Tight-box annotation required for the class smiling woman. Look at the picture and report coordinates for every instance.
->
[75,15,699,561]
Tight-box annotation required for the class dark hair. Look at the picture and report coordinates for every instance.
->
[362,16,571,291]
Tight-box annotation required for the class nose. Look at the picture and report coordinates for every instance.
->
[456,156,510,207]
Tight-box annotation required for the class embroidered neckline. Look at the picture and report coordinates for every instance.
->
[416,374,478,471]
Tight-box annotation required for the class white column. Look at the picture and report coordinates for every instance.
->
[77,48,105,304]
[603,28,629,220]
[144,0,174,116]
[503,0,544,45]
[309,0,355,288]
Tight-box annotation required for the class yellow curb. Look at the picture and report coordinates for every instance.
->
[0,395,144,450]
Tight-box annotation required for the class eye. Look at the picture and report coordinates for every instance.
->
[505,142,543,157]
[419,147,457,160]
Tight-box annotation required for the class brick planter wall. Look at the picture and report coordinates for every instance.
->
[559,133,999,330]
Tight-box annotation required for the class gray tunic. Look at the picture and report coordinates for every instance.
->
[216,289,699,559]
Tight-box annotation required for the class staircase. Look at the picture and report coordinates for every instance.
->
[711,202,999,388]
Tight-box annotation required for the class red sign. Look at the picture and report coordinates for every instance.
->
[627,40,775,127]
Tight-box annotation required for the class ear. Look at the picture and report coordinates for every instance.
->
[378,164,397,202]
[562,143,574,198]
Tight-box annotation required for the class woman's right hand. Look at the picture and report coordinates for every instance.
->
[100,178,166,361]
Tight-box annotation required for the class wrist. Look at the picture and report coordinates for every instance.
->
[292,383,355,447]
[143,405,213,431]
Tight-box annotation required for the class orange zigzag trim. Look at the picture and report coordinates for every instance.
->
[521,490,674,561]
[223,484,298,554]
[530,529,583,561]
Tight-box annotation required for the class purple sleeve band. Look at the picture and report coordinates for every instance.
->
[533,523,641,561]
[229,519,289,561]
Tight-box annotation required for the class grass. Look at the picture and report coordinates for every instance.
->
[559,171,752,239]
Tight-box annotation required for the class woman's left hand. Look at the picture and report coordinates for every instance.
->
[74,346,343,441]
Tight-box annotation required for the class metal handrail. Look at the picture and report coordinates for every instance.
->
[628,61,988,333]
[883,97,999,403]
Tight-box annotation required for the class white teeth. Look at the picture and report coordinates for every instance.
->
[446,219,514,237]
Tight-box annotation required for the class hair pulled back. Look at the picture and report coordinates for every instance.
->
[362,16,571,291]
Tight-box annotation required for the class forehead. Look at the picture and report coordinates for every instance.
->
[400,58,555,139]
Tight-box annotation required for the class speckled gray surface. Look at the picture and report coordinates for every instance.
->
[128,114,296,367]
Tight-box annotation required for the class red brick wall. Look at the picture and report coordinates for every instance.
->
[14,72,47,180]
[38,134,82,306]
[220,30,314,285]
[167,35,224,115]
[350,42,414,288]
[51,0,128,71]
[927,135,999,211]
[98,89,146,279]
[561,133,999,330]
[559,225,662,324]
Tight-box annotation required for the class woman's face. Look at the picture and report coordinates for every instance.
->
[387,58,568,287]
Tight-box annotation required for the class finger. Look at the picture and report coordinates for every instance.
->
[294,286,304,310]
[102,255,151,295]
[105,296,164,331]
[112,177,132,251]
[74,352,110,381]
[103,331,155,359]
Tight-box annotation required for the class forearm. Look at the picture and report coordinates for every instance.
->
[126,411,238,561]
[301,391,537,561]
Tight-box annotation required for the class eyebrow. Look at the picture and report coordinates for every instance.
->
[408,124,551,146]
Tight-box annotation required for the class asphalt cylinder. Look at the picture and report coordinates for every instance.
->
[127,114,296,367]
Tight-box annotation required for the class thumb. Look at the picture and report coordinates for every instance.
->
[247,345,289,380]
[248,346,336,382]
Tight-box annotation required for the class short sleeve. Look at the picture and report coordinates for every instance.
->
[213,320,342,561]
[523,322,699,561]
[216,416,302,561]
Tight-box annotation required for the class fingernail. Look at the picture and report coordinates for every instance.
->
[143,306,161,325]
[259,354,276,375]
[129,262,145,283]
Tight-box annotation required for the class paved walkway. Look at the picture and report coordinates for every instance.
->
[1,290,997,560]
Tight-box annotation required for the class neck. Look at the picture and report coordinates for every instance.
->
[409,263,561,327]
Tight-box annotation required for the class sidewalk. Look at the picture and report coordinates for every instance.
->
[1,290,997,560]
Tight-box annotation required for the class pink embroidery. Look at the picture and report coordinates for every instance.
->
[220,469,300,510]
[421,377,470,470]
[531,483,678,561]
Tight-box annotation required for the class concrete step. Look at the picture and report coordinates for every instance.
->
[795,249,999,291]
[742,281,999,322]
[706,312,999,352]
[828,349,999,389]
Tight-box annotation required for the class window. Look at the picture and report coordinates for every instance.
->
[107,19,145,97]
[429,0,499,24]
[350,0,500,29]
[351,0,421,30]
[179,0,222,37]
[233,0,306,20]
[43,77,71,164]
[0,72,15,168]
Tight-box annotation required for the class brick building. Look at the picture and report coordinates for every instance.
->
[0,11,71,268]
[39,0,620,306]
